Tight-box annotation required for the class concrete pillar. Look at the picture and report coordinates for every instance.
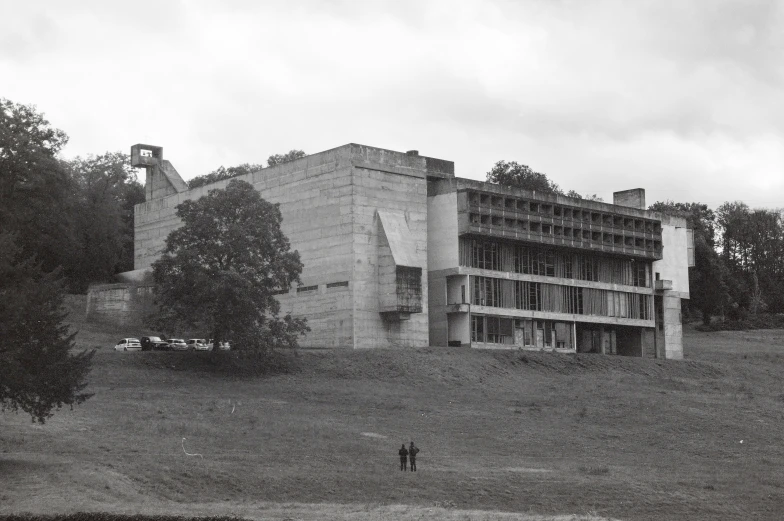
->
[663,295,684,359]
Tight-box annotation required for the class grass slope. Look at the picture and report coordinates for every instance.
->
[2,296,784,520]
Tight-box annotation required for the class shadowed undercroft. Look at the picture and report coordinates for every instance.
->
[2,297,784,521]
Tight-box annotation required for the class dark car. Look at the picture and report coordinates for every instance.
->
[141,336,170,351]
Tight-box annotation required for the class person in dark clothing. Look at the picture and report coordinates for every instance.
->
[398,444,408,471]
[408,441,419,471]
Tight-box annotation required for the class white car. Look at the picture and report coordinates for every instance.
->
[188,338,210,351]
[208,339,231,350]
[114,338,142,351]
[168,338,188,351]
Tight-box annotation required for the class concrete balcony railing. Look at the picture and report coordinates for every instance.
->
[446,303,470,313]
[654,279,673,291]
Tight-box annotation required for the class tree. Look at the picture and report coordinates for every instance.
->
[188,163,264,190]
[267,149,306,168]
[0,98,78,277]
[566,190,604,202]
[152,179,309,351]
[0,232,94,423]
[650,201,731,323]
[67,152,145,290]
[486,160,563,195]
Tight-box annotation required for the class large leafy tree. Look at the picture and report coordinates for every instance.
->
[486,160,563,195]
[0,232,94,423]
[0,98,78,276]
[67,152,145,290]
[152,179,309,350]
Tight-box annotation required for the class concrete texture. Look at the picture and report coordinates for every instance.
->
[653,215,691,299]
[613,188,646,210]
[86,282,155,326]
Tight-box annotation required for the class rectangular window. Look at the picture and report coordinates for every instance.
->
[471,315,484,342]
[297,285,318,293]
[326,281,349,289]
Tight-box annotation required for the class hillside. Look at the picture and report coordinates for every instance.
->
[2,296,784,520]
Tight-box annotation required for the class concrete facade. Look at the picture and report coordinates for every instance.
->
[88,142,691,358]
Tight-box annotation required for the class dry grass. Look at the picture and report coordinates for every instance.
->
[3,297,784,520]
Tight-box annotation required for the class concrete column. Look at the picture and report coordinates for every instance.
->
[663,295,684,359]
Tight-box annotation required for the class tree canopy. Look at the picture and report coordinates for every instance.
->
[486,160,562,194]
[187,163,264,189]
[152,179,309,350]
[267,149,306,167]
[187,150,307,190]
[0,98,77,276]
[66,152,144,290]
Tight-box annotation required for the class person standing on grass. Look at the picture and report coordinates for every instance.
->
[408,441,419,472]
[398,444,408,471]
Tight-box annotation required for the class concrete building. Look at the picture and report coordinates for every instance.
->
[90,142,692,358]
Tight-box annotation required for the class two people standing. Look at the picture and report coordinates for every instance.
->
[398,441,419,471]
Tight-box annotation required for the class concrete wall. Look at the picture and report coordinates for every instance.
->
[427,192,459,271]
[663,295,684,359]
[86,283,156,326]
[427,270,448,346]
[351,161,429,348]
[132,143,447,349]
[653,215,690,299]
[134,146,356,348]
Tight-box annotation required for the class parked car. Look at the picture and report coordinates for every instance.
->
[208,339,231,351]
[141,336,169,351]
[167,338,188,351]
[114,338,142,351]
[188,338,210,351]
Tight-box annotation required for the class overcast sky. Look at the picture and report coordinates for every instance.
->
[2,0,782,209]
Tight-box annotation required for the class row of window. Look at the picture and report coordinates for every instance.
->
[468,213,662,251]
[466,191,661,233]
[272,280,349,295]
[460,239,650,287]
[472,276,653,320]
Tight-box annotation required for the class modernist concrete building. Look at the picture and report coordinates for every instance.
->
[91,143,692,358]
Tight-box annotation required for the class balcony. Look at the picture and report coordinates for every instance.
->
[446,303,470,313]
[654,279,673,291]
[459,190,663,260]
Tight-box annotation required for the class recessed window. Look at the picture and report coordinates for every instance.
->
[297,285,318,293]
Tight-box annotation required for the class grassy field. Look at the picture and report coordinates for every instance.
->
[2,297,784,520]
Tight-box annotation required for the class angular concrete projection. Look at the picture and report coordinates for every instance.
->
[377,210,423,319]
[131,144,188,201]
